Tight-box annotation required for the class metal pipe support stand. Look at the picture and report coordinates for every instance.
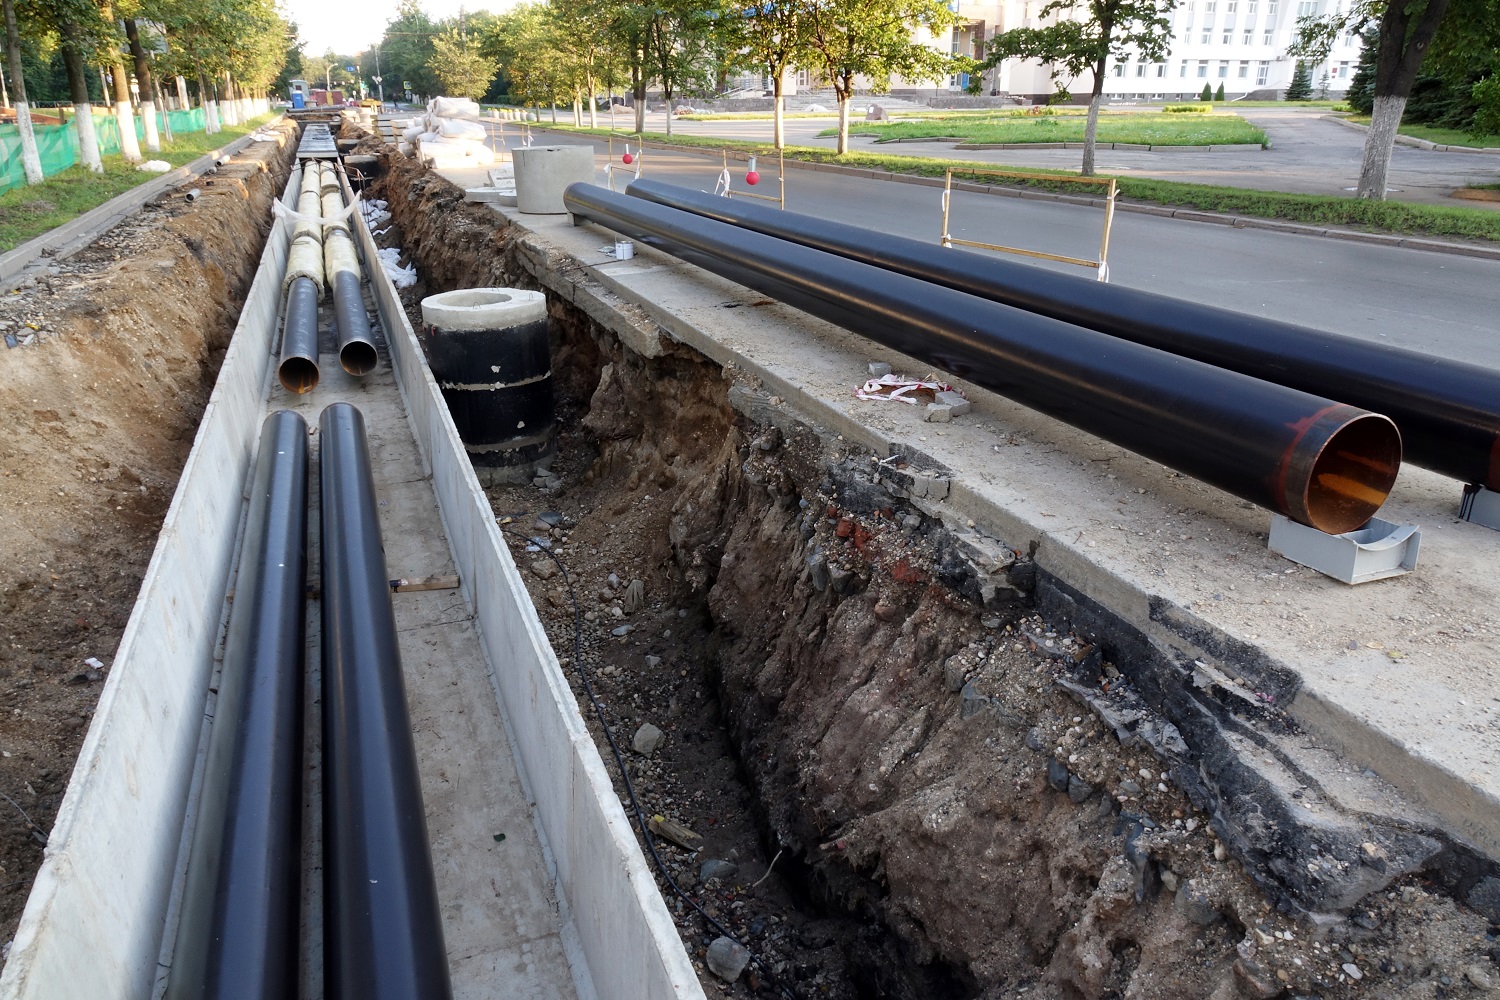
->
[1460,485,1500,531]
[1267,515,1422,585]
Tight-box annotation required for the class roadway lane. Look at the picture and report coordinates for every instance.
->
[485,125,1500,370]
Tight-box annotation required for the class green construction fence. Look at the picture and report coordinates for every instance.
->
[1,107,209,195]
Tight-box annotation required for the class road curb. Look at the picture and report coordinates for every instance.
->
[1320,113,1500,154]
[0,115,289,290]
[540,128,1500,262]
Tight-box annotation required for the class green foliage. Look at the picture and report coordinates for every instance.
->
[1474,74,1500,137]
[803,0,962,102]
[826,112,1267,145]
[1215,82,1225,100]
[379,0,441,101]
[1345,29,1377,115]
[428,27,494,99]
[1284,62,1313,100]
[1164,102,1210,112]
[1200,83,1213,101]
[982,0,1177,98]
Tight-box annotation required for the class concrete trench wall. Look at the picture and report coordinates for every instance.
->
[369,153,1500,999]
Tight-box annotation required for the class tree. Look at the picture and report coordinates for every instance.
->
[56,0,111,171]
[1345,28,1378,113]
[428,26,494,99]
[2,0,42,184]
[982,0,1176,176]
[804,0,961,155]
[644,0,721,137]
[380,0,440,101]
[1215,81,1225,100]
[1284,60,1312,100]
[735,0,814,148]
[599,1,652,133]
[1200,82,1213,100]
[123,18,160,151]
[550,0,619,127]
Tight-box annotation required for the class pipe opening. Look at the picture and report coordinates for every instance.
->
[340,341,379,376]
[1304,414,1402,535]
[426,289,514,310]
[278,356,320,394]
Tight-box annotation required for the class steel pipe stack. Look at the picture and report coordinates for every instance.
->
[566,184,1401,534]
[319,402,452,1000]
[167,409,309,1000]
[627,179,1500,492]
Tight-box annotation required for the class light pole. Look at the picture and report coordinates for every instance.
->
[374,46,383,103]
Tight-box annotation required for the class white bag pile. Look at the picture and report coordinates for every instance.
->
[412,96,496,168]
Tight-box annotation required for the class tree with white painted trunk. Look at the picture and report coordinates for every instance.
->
[980,0,1177,177]
[2,0,42,184]
[732,0,815,149]
[803,0,962,156]
[60,16,105,171]
[643,0,720,139]
[123,19,160,152]
[1289,0,1496,199]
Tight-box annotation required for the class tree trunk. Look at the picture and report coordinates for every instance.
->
[573,92,581,127]
[773,69,784,149]
[176,74,189,111]
[220,73,238,126]
[1357,94,1405,199]
[1,54,10,108]
[665,95,673,137]
[1082,78,1104,176]
[61,26,102,171]
[199,70,221,134]
[836,76,852,155]
[2,0,42,183]
[587,72,597,127]
[123,19,159,152]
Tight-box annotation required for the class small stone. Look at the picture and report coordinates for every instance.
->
[538,511,563,526]
[610,605,626,619]
[1342,963,1362,981]
[1275,969,1289,983]
[705,936,751,983]
[943,655,967,693]
[608,572,621,589]
[933,390,971,416]
[1160,869,1180,892]
[1067,774,1093,803]
[611,624,634,637]
[1176,880,1222,926]
[868,361,892,377]
[623,579,645,613]
[531,559,558,580]
[633,723,665,755]
[960,681,990,719]
[1233,958,1281,1000]
[923,403,953,423]
[902,514,921,530]
[1046,757,1070,792]
[644,655,662,668]
[699,859,739,882]
[1118,779,1142,797]
[1024,727,1045,752]
[1467,966,1495,991]
[1214,841,1228,861]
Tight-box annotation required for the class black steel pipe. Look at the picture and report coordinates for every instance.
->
[278,275,320,393]
[167,409,308,1000]
[319,401,453,1000]
[332,266,378,376]
[569,184,1401,533]
[628,178,1500,491]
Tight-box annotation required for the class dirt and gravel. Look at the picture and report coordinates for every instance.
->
[0,117,297,947]
[372,145,1500,999]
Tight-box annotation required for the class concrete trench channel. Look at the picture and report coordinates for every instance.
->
[358,133,1500,1000]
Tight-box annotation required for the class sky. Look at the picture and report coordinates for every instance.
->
[290,0,518,58]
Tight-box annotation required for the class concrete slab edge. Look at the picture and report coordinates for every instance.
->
[534,127,1500,262]
[0,169,293,1000]
[0,115,289,289]
[349,177,706,999]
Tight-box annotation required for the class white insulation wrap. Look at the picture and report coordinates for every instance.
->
[283,165,326,297]
[319,163,350,237]
[324,228,360,283]
[429,96,481,120]
[436,117,486,140]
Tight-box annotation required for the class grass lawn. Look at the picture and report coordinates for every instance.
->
[1227,100,1349,108]
[548,125,1500,243]
[820,112,1267,146]
[1345,117,1500,148]
[0,115,276,252]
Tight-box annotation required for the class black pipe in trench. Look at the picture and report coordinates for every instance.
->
[167,408,308,1000]
[319,401,452,1000]
[567,183,1401,535]
[627,178,1500,492]
[278,275,320,394]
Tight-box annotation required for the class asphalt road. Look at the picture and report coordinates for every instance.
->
[485,125,1500,371]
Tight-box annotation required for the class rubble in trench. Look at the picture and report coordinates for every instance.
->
[367,142,1500,1000]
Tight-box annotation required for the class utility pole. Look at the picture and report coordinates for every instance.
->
[374,46,383,103]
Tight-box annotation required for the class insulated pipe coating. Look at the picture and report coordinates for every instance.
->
[568,184,1401,533]
[322,163,378,376]
[627,178,1500,491]
[278,275,320,393]
[319,402,453,1000]
[167,409,308,1000]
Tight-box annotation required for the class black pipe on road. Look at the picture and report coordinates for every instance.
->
[568,183,1401,534]
[627,178,1500,491]
[167,409,308,1000]
[331,267,378,376]
[278,275,321,394]
[319,401,453,1000]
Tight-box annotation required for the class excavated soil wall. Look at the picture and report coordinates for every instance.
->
[371,149,1500,1000]
[0,118,299,944]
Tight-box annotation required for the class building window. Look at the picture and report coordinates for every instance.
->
[1205,0,1216,9]
[1243,29,1253,42]
[1202,29,1212,41]
[1337,60,1349,77]
[1223,29,1233,42]
[1217,60,1229,76]
[1136,62,1148,76]
[1268,0,1278,13]
[1238,60,1250,76]
[1198,60,1210,77]
[1113,63,1125,76]
[1248,1,1258,11]
[1263,28,1274,43]
[1296,0,1316,14]
[1257,60,1270,83]
[1226,0,1238,9]
[1157,63,1168,76]
[1181,59,1189,76]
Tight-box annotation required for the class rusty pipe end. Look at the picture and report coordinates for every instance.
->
[339,340,378,376]
[278,356,320,394]
[1282,406,1402,535]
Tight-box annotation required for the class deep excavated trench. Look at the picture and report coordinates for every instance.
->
[362,134,1499,999]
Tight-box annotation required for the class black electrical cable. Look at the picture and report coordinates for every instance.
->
[499,524,799,999]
